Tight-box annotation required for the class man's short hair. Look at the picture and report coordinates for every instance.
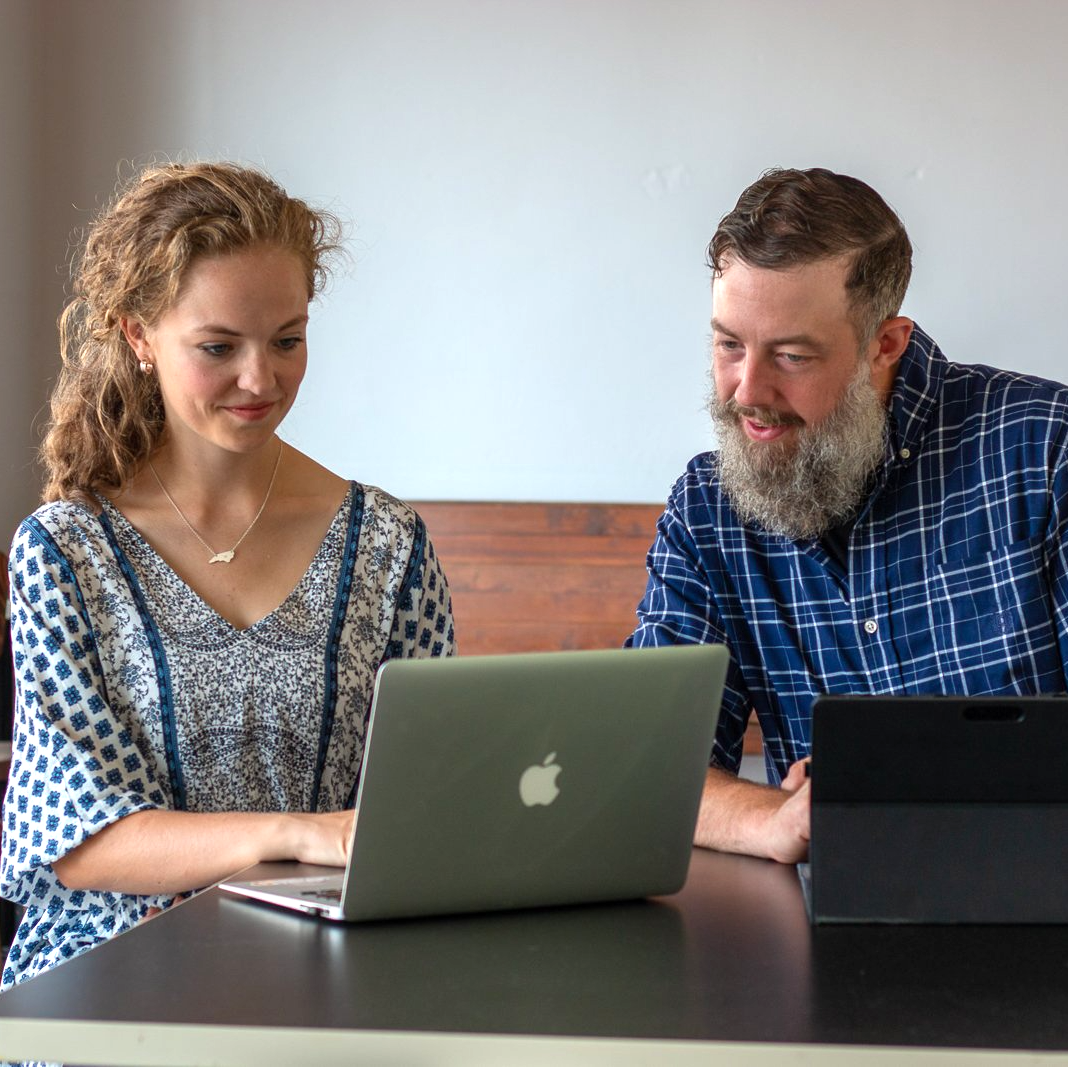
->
[707,168,913,344]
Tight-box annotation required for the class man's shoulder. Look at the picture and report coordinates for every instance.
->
[941,360,1068,431]
[658,452,744,538]
[667,452,721,504]
[939,361,1068,452]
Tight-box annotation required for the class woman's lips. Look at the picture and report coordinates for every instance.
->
[224,402,275,421]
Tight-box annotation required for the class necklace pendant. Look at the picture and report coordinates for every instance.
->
[149,440,283,570]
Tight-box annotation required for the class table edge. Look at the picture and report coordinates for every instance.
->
[2,1019,1067,1067]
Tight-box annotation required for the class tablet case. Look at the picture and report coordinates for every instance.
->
[807,695,1068,924]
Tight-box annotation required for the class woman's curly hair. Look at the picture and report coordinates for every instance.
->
[42,161,343,502]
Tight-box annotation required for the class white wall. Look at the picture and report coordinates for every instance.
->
[6,0,1068,542]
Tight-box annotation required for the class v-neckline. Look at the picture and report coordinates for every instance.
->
[98,483,355,634]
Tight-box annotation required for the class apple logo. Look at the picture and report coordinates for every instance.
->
[519,752,562,807]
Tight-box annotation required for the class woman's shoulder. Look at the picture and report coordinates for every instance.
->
[17,496,103,536]
[10,496,110,569]
[353,484,440,563]
[25,495,101,524]
[357,482,420,528]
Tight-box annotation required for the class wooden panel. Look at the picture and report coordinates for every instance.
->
[414,501,762,755]
[416,502,658,654]
[418,502,660,539]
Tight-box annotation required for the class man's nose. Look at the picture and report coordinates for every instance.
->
[732,356,775,410]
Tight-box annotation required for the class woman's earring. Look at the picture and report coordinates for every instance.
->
[139,360,154,375]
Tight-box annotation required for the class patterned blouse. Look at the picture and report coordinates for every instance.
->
[1,482,455,988]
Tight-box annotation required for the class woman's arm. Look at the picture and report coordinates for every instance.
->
[389,523,457,659]
[51,807,355,896]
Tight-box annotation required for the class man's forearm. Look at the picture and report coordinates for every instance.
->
[694,765,810,863]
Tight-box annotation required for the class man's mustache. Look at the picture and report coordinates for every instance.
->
[721,398,805,429]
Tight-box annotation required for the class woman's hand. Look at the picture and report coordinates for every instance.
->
[282,809,356,868]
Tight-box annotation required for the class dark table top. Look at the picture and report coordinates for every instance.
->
[1,848,1067,1066]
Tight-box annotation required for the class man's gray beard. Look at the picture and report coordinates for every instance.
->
[709,362,888,541]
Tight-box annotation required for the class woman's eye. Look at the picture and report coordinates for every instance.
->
[199,343,231,357]
[277,336,304,351]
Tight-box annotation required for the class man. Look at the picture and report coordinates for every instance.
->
[627,167,1068,863]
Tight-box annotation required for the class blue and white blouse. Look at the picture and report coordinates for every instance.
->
[1,482,454,988]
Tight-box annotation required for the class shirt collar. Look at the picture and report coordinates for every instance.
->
[883,322,945,469]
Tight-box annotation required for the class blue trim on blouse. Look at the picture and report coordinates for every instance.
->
[96,509,186,810]
[396,515,427,609]
[22,515,98,657]
[310,484,363,813]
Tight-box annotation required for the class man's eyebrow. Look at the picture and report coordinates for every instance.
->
[767,333,824,350]
[710,319,825,351]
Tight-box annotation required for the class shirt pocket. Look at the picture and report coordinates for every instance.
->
[929,534,1054,689]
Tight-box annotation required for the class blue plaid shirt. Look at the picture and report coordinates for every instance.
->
[627,325,1068,784]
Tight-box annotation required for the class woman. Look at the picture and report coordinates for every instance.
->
[1,162,455,988]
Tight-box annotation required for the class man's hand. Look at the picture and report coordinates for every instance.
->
[766,758,811,863]
[693,759,811,863]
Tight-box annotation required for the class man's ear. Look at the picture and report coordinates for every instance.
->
[867,317,912,399]
[871,317,913,371]
[120,317,150,359]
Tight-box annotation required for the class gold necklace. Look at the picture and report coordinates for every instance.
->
[149,441,284,564]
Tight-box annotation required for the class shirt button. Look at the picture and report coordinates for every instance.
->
[863,619,878,635]
[899,448,911,460]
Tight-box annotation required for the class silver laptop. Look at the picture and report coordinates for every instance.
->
[219,644,727,921]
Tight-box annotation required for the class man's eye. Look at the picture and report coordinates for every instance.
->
[276,336,304,351]
[780,352,809,365]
